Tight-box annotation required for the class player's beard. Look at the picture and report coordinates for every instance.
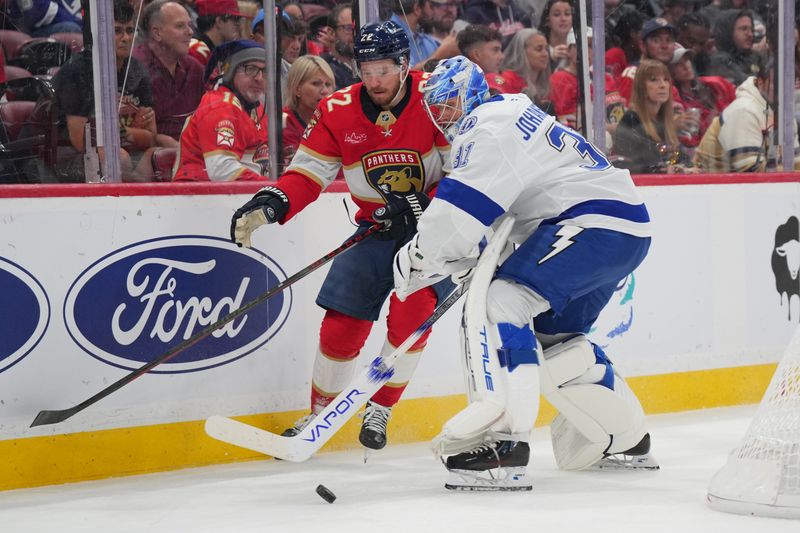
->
[366,79,405,108]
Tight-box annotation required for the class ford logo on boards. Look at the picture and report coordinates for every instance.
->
[64,236,291,373]
[0,258,50,373]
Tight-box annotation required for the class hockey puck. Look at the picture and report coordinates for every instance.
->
[315,484,336,504]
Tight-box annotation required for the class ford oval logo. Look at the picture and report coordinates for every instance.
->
[64,236,291,373]
[0,258,50,373]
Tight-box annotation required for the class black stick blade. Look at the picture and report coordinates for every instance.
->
[30,408,75,427]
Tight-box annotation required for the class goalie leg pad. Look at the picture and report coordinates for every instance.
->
[540,335,647,470]
[492,322,540,440]
[436,293,541,453]
[433,218,522,456]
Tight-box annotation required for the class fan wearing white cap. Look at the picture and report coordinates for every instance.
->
[173,40,270,182]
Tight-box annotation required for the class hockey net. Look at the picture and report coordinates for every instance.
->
[707,328,800,519]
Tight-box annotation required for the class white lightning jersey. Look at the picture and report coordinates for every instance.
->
[415,93,650,273]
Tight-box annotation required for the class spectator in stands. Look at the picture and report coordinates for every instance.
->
[281,55,335,171]
[606,9,645,81]
[306,14,334,56]
[499,28,555,114]
[427,0,459,43]
[463,0,529,43]
[456,24,505,91]
[7,0,83,37]
[709,9,766,86]
[174,40,269,181]
[390,0,439,67]
[676,11,713,76]
[694,61,800,172]
[252,8,308,94]
[416,0,461,67]
[321,3,357,90]
[282,1,305,21]
[618,17,678,105]
[537,0,572,70]
[614,59,691,174]
[661,0,696,27]
[53,0,156,182]
[550,28,619,133]
[189,0,245,67]
[280,13,307,66]
[668,46,735,150]
[133,0,205,147]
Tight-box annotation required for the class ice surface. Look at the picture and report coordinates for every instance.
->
[1,406,798,533]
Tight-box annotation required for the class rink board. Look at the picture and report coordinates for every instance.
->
[0,175,797,490]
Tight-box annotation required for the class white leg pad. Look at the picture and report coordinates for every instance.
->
[434,218,529,456]
[540,336,647,470]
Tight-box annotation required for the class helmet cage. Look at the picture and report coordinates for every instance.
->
[422,56,489,142]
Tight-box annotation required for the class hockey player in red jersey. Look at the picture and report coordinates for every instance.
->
[174,40,269,182]
[230,21,452,451]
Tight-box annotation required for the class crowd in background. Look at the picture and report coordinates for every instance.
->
[0,0,798,183]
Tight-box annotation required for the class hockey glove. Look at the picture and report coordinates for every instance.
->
[372,191,430,242]
[393,235,447,301]
[230,186,290,248]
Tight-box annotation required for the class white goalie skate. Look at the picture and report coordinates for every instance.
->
[444,440,533,492]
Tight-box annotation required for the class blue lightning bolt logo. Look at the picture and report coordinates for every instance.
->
[538,226,584,264]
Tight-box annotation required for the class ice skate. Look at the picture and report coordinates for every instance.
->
[280,413,315,438]
[590,433,660,471]
[359,401,392,450]
[444,440,533,491]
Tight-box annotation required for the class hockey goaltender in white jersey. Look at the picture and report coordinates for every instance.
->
[391,56,659,491]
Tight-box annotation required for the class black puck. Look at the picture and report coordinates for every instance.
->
[316,484,336,504]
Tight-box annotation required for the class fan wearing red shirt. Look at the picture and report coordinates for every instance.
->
[174,41,269,181]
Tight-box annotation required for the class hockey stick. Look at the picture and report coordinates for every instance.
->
[205,282,467,462]
[30,224,382,428]
[204,216,518,461]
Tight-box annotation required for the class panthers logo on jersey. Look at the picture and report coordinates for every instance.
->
[362,149,424,196]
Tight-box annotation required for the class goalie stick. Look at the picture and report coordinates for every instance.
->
[205,282,467,462]
[30,224,382,428]
[204,216,517,462]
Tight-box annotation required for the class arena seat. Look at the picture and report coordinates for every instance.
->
[0,29,31,60]
[151,148,178,182]
[4,64,31,81]
[0,100,35,142]
[11,37,71,74]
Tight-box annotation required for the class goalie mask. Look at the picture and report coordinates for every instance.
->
[423,56,490,142]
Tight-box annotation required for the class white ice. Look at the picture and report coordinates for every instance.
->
[0,405,797,533]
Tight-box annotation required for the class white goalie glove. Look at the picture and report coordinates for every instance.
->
[393,235,476,301]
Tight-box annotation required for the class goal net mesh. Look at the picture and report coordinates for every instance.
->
[707,328,800,518]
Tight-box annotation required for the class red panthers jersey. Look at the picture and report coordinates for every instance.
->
[188,38,212,67]
[276,70,451,223]
[173,85,269,182]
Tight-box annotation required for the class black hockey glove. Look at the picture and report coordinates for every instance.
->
[372,191,430,242]
[230,186,290,248]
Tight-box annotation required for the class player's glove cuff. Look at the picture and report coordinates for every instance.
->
[372,191,430,242]
[230,186,290,248]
